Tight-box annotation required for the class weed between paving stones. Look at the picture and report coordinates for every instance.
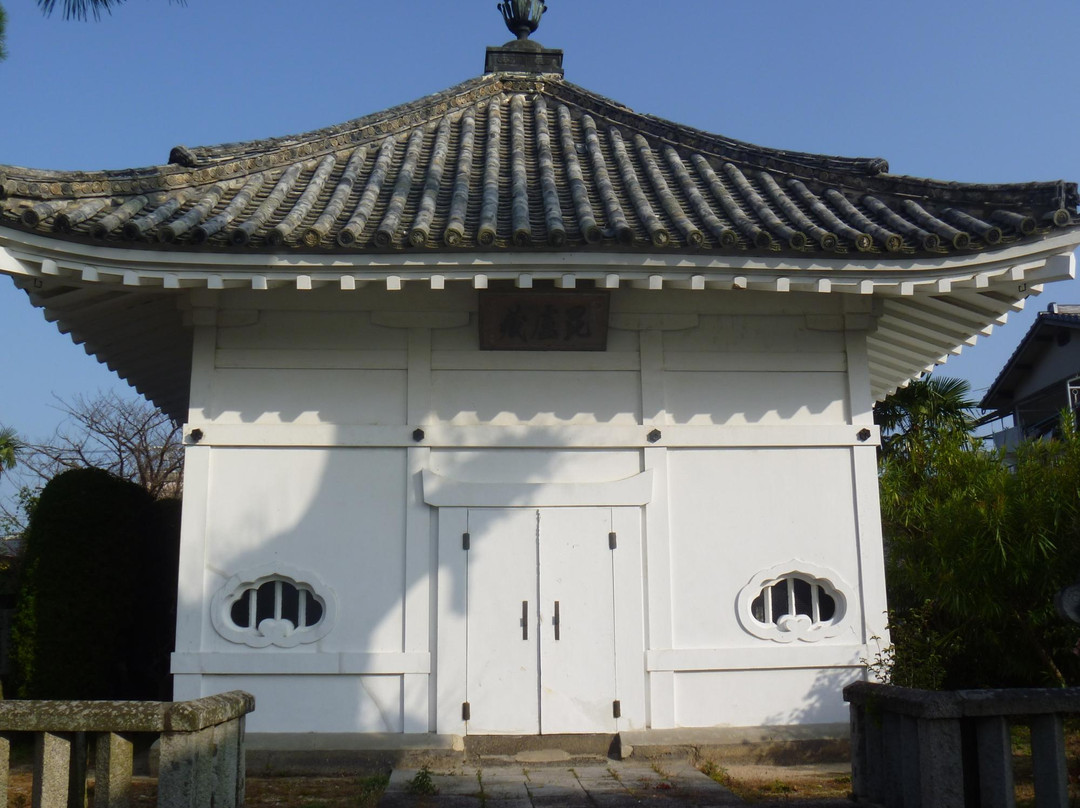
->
[699,760,851,803]
[406,766,439,796]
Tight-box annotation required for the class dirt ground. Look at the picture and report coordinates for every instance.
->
[5,771,391,808]
[4,732,1077,808]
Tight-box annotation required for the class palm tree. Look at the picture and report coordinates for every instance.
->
[37,0,182,21]
[874,375,978,462]
[0,427,21,478]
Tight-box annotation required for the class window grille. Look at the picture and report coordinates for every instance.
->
[211,566,335,648]
[736,562,851,643]
[751,576,836,626]
[228,579,324,632]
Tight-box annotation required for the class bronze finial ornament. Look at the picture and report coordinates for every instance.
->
[498,0,547,40]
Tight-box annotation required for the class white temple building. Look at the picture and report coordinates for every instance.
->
[2,5,1079,743]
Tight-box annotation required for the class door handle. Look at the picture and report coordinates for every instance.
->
[553,601,560,641]
[521,600,528,640]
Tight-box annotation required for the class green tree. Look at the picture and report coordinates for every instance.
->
[874,375,978,462]
[876,377,1080,689]
[0,426,21,479]
[0,4,8,62]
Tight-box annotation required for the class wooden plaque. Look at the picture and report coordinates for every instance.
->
[479,290,610,351]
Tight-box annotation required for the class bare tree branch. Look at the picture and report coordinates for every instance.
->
[20,392,183,500]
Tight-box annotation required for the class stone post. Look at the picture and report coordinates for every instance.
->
[94,732,134,808]
[1030,714,1068,808]
[0,691,254,808]
[976,716,1015,808]
[915,718,964,808]
[33,731,71,808]
[848,703,870,801]
[0,732,11,804]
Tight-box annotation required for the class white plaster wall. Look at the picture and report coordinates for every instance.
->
[205,369,406,425]
[216,310,408,352]
[200,675,405,733]
[429,449,641,484]
[666,447,862,650]
[197,447,407,655]
[664,372,848,425]
[662,314,844,354]
[174,286,886,736]
[673,668,861,727]
[430,370,641,425]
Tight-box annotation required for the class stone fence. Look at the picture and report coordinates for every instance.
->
[0,690,254,808]
[844,681,1080,808]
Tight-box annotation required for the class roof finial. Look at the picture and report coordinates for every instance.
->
[498,0,547,40]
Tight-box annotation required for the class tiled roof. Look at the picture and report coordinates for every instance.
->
[2,74,1076,257]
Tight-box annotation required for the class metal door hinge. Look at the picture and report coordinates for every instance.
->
[462,702,471,721]
[613,700,622,718]
[462,532,471,550]
[608,531,617,550]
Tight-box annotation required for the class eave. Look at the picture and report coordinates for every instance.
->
[2,225,1077,422]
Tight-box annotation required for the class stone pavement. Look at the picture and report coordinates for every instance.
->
[378,759,745,807]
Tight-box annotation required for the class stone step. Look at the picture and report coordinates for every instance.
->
[464,733,619,762]
[238,726,851,775]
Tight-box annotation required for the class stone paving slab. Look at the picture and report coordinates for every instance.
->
[379,761,745,807]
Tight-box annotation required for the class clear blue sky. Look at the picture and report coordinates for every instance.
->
[2,0,1079,447]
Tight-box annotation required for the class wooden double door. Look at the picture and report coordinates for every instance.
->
[463,507,625,734]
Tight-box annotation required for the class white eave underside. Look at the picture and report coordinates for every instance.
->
[2,228,1078,421]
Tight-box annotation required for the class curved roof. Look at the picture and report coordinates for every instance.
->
[1,64,1080,424]
[2,73,1076,257]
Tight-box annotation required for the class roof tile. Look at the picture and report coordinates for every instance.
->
[1,74,1075,256]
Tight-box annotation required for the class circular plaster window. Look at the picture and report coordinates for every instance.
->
[211,565,336,648]
[737,561,852,644]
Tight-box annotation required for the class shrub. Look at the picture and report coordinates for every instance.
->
[11,468,179,699]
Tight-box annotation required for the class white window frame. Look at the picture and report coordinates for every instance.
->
[211,564,336,648]
[736,561,852,644]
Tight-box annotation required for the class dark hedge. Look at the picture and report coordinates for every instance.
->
[11,468,180,700]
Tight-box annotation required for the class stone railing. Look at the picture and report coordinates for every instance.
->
[0,690,254,808]
[844,681,1080,808]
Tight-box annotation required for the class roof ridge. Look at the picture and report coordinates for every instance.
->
[167,74,500,168]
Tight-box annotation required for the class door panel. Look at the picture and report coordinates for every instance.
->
[538,508,617,733]
[465,508,539,734]
[464,507,619,734]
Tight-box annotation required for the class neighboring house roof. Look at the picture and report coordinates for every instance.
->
[981,303,1080,411]
[1,72,1075,257]
[1,24,1079,422]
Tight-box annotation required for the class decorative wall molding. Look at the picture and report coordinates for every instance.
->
[182,424,880,449]
[171,652,430,675]
[646,644,866,672]
[422,468,653,507]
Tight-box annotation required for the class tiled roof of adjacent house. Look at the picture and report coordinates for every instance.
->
[2,73,1076,257]
[981,303,1080,410]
